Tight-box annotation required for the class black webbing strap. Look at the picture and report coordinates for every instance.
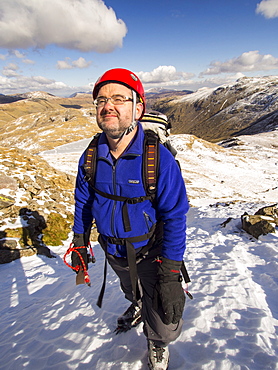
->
[181,261,191,283]
[97,259,107,307]
[125,240,138,304]
[96,225,157,308]
[91,185,154,232]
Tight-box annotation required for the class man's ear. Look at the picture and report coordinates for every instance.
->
[135,103,144,120]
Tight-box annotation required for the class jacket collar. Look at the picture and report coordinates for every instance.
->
[97,122,144,159]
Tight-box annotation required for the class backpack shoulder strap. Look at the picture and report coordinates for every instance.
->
[83,133,101,186]
[143,129,160,196]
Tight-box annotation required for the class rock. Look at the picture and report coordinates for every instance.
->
[0,194,15,209]
[0,173,18,190]
[255,204,278,226]
[0,248,36,264]
[50,190,61,201]
[0,238,18,249]
[35,175,51,189]
[241,212,276,239]
[0,249,21,264]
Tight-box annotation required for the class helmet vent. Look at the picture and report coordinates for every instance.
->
[130,73,138,81]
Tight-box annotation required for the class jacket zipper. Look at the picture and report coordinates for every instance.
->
[143,211,153,232]
[110,161,118,237]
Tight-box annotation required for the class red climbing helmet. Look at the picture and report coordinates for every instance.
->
[92,68,146,118]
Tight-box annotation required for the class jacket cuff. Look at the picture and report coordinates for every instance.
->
[157,257,182,278]
[72,233,86,247]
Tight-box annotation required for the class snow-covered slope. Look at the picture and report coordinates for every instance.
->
[154,76,278,142]
[0,131,277,369]
[0,203,277,369]
[172,132,278,205]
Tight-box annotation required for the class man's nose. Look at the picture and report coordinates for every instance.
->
[103,99,115,109]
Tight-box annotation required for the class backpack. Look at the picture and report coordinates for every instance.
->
[140,111,177,157]
[82,112,191,307]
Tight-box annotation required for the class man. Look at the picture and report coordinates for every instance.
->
[71,68,190,370]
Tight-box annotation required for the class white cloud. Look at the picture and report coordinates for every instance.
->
[4,63,18,70]
[10,50,25,59]
[137,66,194,86]
[0,53,7,60]
[57,60,73,70]
[196,73,246,88]
[200,50,278,76]
[0,0,127,52]
[0,72,69,94]
[256,0,278,18]
[57,57,92,69]
[2,63,19,77]
[0,61,71,93]
[0,57,90,95]
[22,58,35,65]
[72,57,92,69]
[7,49,35,64]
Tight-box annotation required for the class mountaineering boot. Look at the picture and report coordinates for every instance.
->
[148,340,169,370]
[115,303,142,334]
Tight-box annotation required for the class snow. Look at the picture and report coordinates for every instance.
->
[174,87,216,103]
[1,132,278,369]
[172,134,278,206]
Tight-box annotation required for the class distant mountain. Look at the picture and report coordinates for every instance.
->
[1,76,278,152]
[153,76,278,142]
[0,91,57,104]
[68,92,91,98]
[145,89,192,110]
[146,88,192,94]
[15,91,57,100]
[0,94,25,104]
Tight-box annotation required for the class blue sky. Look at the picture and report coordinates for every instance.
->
[0,0,278,96]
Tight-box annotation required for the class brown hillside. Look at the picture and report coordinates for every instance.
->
[0,93,99,153]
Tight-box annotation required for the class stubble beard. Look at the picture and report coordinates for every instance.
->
[97,113,132,139]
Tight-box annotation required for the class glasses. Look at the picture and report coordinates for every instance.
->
[94,94,133,107]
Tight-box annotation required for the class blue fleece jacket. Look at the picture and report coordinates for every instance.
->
[73,123,189,261]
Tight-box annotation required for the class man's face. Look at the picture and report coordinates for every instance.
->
[96,83,143,139]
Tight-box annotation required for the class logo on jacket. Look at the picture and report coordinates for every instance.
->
[128,179,140,184]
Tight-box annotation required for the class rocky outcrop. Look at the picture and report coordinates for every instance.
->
[0,145,100,264]
[0,147,76,263]
[241,204,278,239]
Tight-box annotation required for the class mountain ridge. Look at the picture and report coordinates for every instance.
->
[153,75,278,142]
[1,75,278,153]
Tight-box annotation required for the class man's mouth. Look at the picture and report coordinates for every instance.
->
[102,112,118,119]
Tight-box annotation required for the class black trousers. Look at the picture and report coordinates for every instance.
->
[105,242,183,347]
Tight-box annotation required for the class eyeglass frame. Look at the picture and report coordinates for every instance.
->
[94,94,133,107]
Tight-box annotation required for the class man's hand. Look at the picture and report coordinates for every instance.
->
[71,247,88,273]
[71,233,89,273]
[154,257,185,325]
